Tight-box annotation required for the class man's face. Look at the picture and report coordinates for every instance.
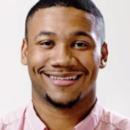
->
[22,7,108,108]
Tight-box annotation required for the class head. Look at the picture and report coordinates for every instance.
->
[21,0,108,109]
[25,0,105,43]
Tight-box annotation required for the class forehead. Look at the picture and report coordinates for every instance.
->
[27,7,97,41]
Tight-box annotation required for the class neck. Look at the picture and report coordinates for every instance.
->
[32,88,96,130]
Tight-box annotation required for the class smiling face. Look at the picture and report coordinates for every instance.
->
[21,7,108,108]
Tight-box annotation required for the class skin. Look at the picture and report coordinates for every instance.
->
[21,7,108,130]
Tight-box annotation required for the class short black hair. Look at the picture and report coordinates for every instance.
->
[25,0,105,43]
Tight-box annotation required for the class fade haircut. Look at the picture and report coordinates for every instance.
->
[25,0,105,44]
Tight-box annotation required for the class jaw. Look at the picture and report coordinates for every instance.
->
[32,76,96,110]
[31,65,97,111]
[32,69,97,102]
[32,83,97,118]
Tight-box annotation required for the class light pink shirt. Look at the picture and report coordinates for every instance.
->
[0,101,130,130]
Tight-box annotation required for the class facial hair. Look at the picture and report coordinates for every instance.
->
[45,93,81,109]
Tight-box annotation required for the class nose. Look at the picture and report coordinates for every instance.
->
[50,46,78,67]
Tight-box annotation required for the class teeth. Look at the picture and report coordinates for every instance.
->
[50,76,77,80]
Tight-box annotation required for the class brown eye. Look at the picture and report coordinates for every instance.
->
[73,41,88,50]
[39,40,54,48]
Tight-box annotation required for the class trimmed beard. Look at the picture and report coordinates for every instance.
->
[45,94,81,109]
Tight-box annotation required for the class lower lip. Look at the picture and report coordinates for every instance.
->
[46,76,79,87]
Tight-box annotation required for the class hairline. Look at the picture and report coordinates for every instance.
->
[25,5,105,44]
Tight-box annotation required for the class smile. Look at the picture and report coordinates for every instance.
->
[43,72,83,87]
[49,75,81,80]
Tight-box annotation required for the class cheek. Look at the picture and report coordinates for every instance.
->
[27,48,51,84]
[28,48,50,69]
[76,50,100,70]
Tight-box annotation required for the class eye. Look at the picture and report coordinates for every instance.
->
[39,40,54,49]
[73,41,88,50]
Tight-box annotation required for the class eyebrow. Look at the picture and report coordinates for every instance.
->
[34,30,93,41]
[70,31,93,40]
[34,31,56,40]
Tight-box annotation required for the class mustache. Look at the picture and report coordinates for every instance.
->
[38,66,88,74]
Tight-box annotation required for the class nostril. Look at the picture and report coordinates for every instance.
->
[49,49,78,67]
[50,56,71,67]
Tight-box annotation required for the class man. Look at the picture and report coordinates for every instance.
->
[0,0,130,130]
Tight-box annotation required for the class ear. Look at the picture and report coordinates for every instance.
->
[99,42,108,69]
[21,38,28,65]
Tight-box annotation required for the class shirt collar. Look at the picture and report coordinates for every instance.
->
[25,101,47,130]
[74,100,102,130]
[25,100,102,130]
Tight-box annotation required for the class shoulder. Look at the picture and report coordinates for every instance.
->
[100,107,130,130]
[0,106,27,129]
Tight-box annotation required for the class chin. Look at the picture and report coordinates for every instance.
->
[45,93,81,109]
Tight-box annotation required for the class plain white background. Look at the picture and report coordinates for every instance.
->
[0,0,130,117]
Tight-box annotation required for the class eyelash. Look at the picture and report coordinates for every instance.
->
[38,40,89,50]
[72,41,89,49]
[39,40,54,47]
[74,42,87,46]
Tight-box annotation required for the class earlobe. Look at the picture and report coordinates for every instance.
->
[99,43,108,69]
[21,38,28,65]
[100,59,107,68]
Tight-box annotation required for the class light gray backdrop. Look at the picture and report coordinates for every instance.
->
[0,0,130,117]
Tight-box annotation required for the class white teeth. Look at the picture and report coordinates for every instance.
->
[50,76,77,80]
